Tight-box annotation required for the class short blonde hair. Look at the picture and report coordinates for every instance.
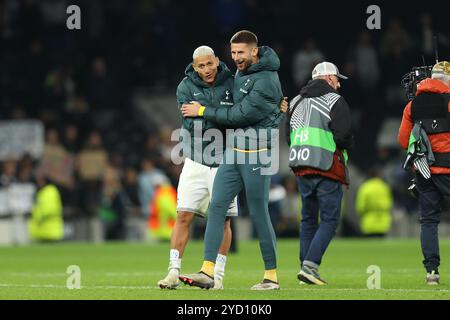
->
[192,46,215,60]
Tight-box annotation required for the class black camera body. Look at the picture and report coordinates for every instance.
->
[401,65,433,101]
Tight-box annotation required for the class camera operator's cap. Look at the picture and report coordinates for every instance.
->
[312,62,348,80]
[432,61,450,76]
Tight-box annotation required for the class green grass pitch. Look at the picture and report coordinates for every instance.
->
[0,239,449,300]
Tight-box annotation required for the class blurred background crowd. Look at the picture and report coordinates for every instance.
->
[1,0,450,245]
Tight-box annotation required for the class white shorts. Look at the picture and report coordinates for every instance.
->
[177,157,238,217]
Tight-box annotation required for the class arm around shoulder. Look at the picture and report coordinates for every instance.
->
[203,79,278,127]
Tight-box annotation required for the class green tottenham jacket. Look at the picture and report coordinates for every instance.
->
[176,61,234,167]
[203,46,284,150]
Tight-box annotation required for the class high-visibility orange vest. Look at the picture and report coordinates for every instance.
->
[148,185,177,240]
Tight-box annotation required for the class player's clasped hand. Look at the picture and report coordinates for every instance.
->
[181,101,202,117]
[280,97,288,113]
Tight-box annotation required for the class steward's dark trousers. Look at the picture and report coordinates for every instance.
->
[296,176,343,267]
[416,174,450,272]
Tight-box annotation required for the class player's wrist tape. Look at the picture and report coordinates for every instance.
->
[198,106,206,116]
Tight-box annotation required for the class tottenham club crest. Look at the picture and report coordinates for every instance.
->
[221,90,233,105]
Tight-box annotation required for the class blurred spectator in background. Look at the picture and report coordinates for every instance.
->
[9,106,28,120]
[43,66,70,112]
[348,31,380,91]
[0,159,18,187]
[381,18,414,113]
[347,30,383,170]
[291,39,324,90]
[59,123,81,218]
[141,133,164,167]
[99,166,128,240]
[122,167,141,216]
[355,167,393,237]
[76,131,108,240]
[76,131,108,206]
[159,127,177,163]
[418,13,449,67]
[64,94,91,131]
[17,154,34,183]
[28,173,64,242]
[148,173,177,242]
[138,158,166,217]
[381,18,414,58]
[85,57,118,110]
[36,128,75,192]
[420,13,436,62]
[62,123,81,154]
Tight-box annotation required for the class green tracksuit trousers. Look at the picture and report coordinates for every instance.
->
[204,148,277,270]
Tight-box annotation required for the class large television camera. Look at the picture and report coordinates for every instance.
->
[401,65,433,101]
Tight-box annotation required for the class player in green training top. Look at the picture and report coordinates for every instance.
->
[179,30,285,290]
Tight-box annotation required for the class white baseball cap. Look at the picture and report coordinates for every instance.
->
[312,62,348,80]
[432,61,450,76]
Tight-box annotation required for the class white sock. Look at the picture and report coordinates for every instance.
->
[214,254,227,280]
[168,249,181,276]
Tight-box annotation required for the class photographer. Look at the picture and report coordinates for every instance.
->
[398,61,450,285]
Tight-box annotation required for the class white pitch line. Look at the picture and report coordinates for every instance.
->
[286,287,450,293]
[0,283,151,290]
[0,283,449,293]
[1,272,162,277]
